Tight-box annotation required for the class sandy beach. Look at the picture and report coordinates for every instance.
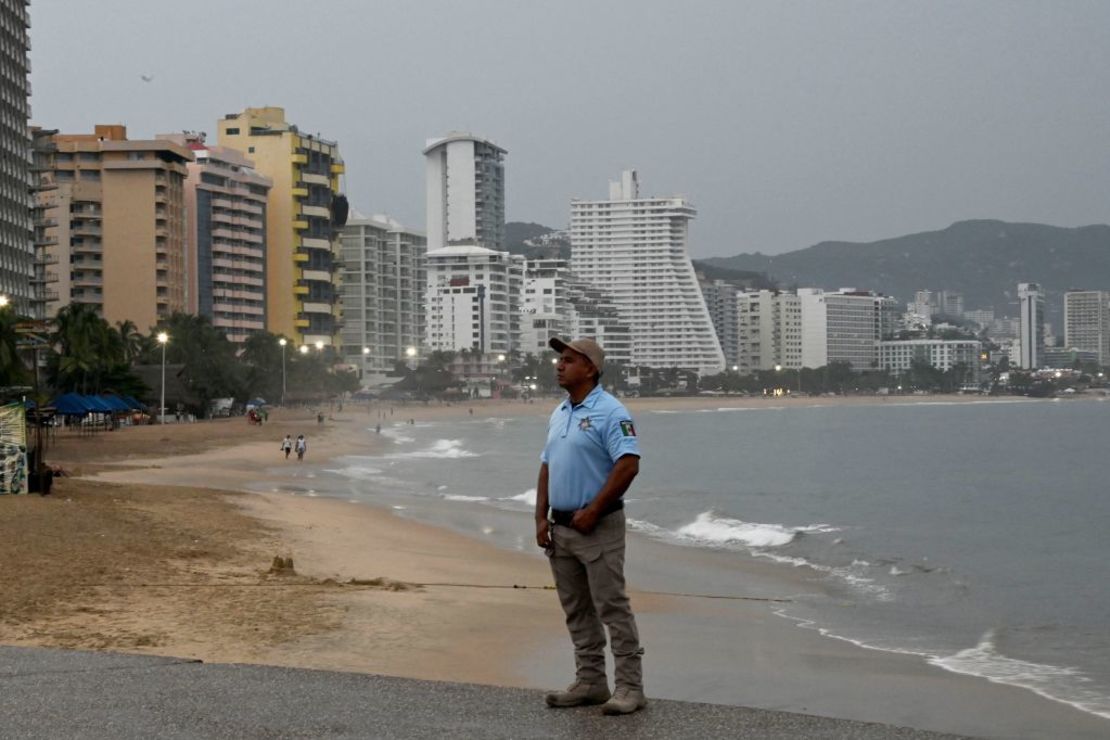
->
[3,395,1108,739]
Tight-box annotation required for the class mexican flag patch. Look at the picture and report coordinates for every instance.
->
[619,420,636,437]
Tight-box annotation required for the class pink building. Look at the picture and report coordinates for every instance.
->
[160,133,272,343]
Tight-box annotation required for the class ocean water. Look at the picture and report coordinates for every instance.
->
[304,398,1110,722]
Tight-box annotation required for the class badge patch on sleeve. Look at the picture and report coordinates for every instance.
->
[619,420,636,437]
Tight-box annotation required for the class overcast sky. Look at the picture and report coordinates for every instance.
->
[29,0,1110,257]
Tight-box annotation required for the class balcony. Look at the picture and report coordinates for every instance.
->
[293,220,309,230]
[330,162,345,175]
[31,270,58,284]
[291,187,308,197]
[292,153,308,165]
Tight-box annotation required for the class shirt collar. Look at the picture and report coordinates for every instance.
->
[561,383,604,411]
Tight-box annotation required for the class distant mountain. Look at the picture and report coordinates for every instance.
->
[690,261,777,290]
[504,221,570,259]
[701,220,1110,318]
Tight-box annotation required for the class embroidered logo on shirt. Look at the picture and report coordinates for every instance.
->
[620,420,636,437]
[579,417,592,431]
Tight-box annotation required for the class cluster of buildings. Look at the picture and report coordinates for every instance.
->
[3,0,1108,394]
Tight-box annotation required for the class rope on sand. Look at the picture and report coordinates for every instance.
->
[73,580,792,603]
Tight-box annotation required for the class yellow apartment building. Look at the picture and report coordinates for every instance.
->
[217,107,345,347]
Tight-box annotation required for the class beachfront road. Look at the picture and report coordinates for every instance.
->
[0,646,968,739]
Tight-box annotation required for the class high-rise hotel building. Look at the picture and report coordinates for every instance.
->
[798,288,899,370]
[424,133,505,251]
[219,108,345,347]
[570,170,724,374]
[1,0,32,315]
[424,245,521,356]
[36,125,191,330]
[1017,282,1045,369]
[1064,290,1110,367]
[160,133,271,344]
[340,212,426,381]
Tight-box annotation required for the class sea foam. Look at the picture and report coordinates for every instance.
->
[505,488,537,506]
[930,630,1110,719]
[385,439,478,459]
[674,511,837,548]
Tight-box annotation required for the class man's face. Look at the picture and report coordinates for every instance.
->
[556,349,596,390]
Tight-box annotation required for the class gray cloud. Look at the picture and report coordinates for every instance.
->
[29,0,1110,256]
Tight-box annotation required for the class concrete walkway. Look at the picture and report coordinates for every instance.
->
[0,646,969,739]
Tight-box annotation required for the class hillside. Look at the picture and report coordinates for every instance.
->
[702,220,1110,317]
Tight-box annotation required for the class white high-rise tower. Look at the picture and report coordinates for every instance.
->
[1018,282,1045,369]
[570,171,724,374]
[424,133,506,251]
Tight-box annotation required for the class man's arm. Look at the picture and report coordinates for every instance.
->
[535,463,551,548]
[570,454,639,534]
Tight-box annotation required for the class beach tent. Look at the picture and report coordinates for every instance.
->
[82,395,114,413]
[51,393,94,416]
[97,395,131,413]
[121,395,147,411]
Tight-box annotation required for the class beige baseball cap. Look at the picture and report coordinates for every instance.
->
[549,337,605,375]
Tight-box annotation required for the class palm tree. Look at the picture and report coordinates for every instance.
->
[51,303,105,393]
[0,303,26,387]
[114,320,144,364]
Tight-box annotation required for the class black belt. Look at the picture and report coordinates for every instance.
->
[550,499,623,527]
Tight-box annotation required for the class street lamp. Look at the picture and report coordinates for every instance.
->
[157,331,169,424]
[0,295,9,308]
[278,338,287,406]
[299,345,309,355]
[315,340,324,351]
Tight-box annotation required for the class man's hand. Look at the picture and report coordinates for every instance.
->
[570,507,600,534]
[536,518,552,548]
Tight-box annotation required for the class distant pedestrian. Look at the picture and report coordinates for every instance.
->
[295,434,307,462]
[317,412,324,425]
[375,423,381,434]
[280,434,293,460]
[536,337,645,715]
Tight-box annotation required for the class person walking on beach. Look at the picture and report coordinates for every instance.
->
[280,434,293,460]
[535,337,646,715]
[295,434,307,462]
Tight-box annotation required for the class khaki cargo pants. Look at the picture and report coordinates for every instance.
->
[548,510,644,691]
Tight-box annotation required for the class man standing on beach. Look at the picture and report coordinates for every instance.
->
[535,337,646,715]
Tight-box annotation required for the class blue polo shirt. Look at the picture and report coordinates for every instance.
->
[540,384,641,511]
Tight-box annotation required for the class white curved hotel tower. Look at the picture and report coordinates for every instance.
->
[424,133,506,251]
[570,171,724,374]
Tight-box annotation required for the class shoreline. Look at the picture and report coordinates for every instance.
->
[12,400,1110,738]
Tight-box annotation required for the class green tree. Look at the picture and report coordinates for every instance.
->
[150,313,244,415]
[49,303,113,393]
[0,303,27,387]
[240,331,287,402]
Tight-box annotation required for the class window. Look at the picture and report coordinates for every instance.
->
[226,127,240,135]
